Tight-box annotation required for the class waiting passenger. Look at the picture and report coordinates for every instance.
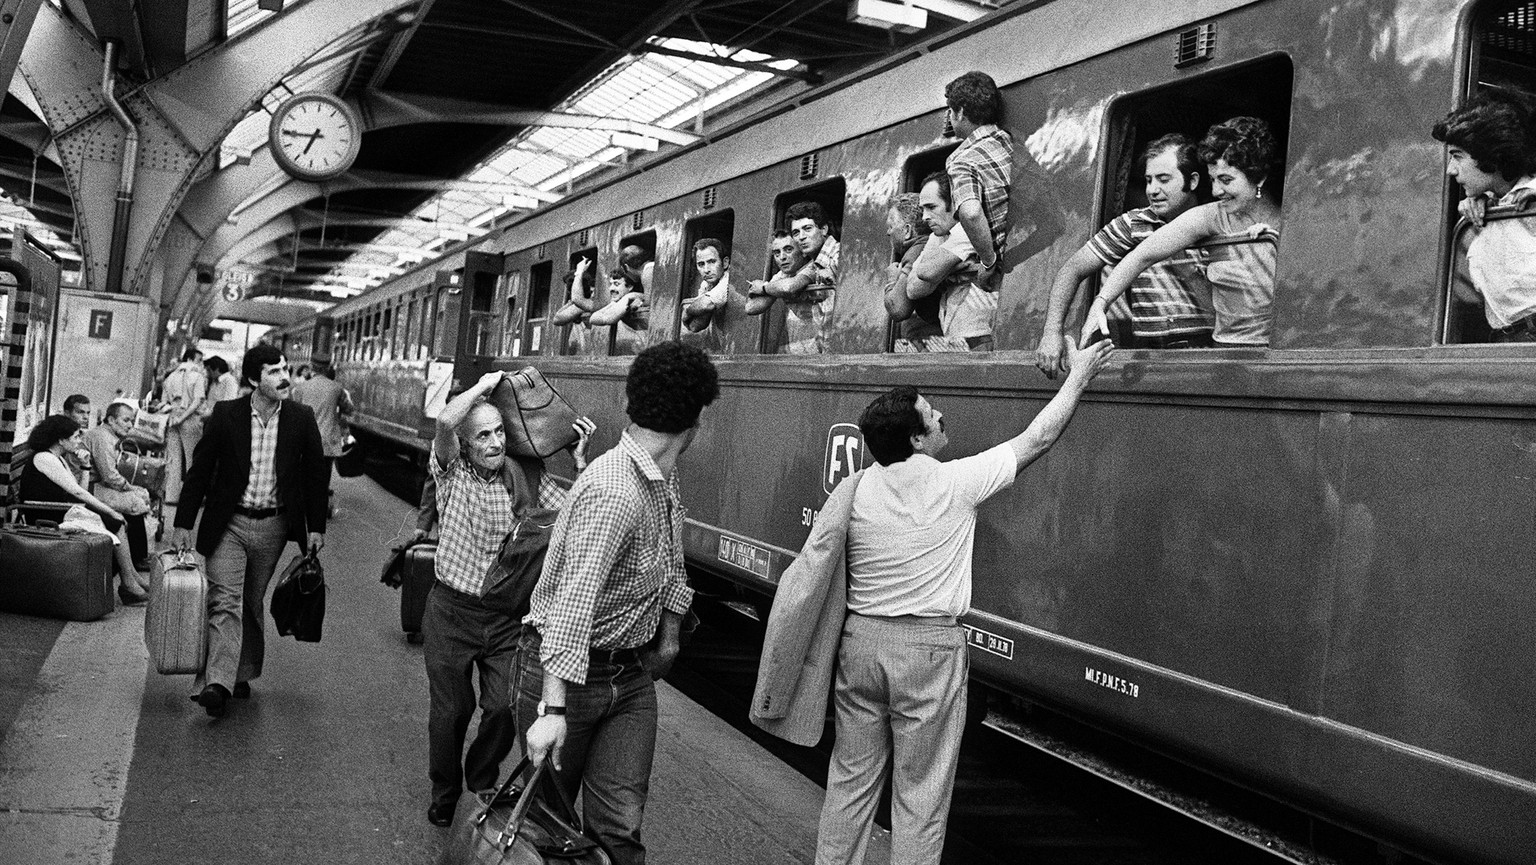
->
[681,237,732,333]
[910,171,993,351]
[773,202,840,353]
[1083,116,1283,348]
[883,192,940,351]
[618,243,655,294]
[944,71,1011,291]
[552,257,598,328]
[1432,87,1536,342]
[591,266,650,354]
[1037,134,1216,377]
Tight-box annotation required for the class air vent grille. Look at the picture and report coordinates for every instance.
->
[702,187,717,209]
[799,153,819,180]
[632,211,644,230]
[1174,23,1216,67]
[577,229,590,247]
[536,243,546,259]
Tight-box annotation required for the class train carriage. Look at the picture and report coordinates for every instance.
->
[277,1,1536,861]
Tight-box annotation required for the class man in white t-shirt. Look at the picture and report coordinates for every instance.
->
[813,335,1112,865]
[908,171,994,351]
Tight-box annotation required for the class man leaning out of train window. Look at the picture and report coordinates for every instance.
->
[908,170,994,352]
[589,245,652,331]
[681,237,733,333]
[758,201,839,354]
[1082,116,1283,349]
[884,192,940,352]
[552,256,598,328]
[745,230,807,316]
[1433,86,1536,343]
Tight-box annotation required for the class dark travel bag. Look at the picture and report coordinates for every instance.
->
[0,520,115,621]
[401,542,436,644]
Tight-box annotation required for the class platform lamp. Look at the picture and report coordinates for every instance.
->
[257,0,284,10]
[848,0,928,33]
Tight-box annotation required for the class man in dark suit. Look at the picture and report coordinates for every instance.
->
[172,343,328,718]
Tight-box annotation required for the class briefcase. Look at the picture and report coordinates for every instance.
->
[439,757,611,865]
[0,518,115,621]
[487,367,579,459]
[145,549,207,675]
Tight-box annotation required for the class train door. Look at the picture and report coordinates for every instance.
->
[678,210,741,354]
[764,177,846,354]
[461,251,505,360]
[611,229,656,356]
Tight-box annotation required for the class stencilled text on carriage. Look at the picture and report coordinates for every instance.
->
[717,536,771,580]
[962,624,1014,660]
[1085,667,1140,698]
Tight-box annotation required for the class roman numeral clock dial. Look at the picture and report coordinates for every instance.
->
[268,92,362,183]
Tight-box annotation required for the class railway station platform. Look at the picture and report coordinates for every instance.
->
[0,474,879,865]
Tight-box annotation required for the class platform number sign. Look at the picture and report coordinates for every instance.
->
[823,423,866,494]
[88,309,113,339]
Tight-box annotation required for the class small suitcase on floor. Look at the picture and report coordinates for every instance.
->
[0,520,115,622]
[401,542,436,644]
[144,549,207,674]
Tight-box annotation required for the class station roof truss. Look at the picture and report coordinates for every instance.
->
[0,0,1000,322]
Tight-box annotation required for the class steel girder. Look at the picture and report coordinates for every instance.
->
[17,0,415,301]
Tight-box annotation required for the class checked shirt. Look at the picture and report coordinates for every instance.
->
[525,431,693,685]
[432,454,568,596]
[947,124,1013,255]
[240,407,281,509]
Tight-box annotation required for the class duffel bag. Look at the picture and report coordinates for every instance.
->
[438,757,611,865]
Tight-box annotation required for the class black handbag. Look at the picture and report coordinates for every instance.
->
[481,457,556,617]
[270,550,326,642]
[439,757,611,865]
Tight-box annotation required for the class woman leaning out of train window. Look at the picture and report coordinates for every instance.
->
[1432,87,1536,342]
[1083,116,1283,348]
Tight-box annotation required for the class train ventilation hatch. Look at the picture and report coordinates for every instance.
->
[632,211,645,230]
[1174,23,1216,67]
[536,243,546,259]
[577,229,590,247]
[702,187,717,209]
[799,153,819,180]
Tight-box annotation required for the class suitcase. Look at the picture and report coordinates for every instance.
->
[144,549,208,674]
[0,521,115,622]
[401,542,436,644]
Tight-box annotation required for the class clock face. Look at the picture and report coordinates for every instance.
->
[268,93,361,182]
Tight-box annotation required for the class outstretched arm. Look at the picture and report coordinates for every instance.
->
[589,293,643,327]
[1006,335,1112,473]
[1082,206,1215,342]
[1036,245,1106,379]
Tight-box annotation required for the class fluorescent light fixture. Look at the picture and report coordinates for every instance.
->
[610,132,661,151]
[848,0,927,32]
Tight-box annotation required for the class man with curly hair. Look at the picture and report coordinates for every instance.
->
[1433,86,1536,341]
[519,342,718,865]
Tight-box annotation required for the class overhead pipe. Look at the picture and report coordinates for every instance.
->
[100,40,137,294]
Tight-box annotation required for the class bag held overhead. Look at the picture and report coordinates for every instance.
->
[487,367,579,459]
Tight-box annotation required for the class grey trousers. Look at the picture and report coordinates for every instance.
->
[815,613,968,865]
[163,416,203,505]
[198,513,289,692]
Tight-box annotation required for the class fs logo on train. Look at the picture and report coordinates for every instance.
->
[962,624,1014,660]
[823,423,865,494]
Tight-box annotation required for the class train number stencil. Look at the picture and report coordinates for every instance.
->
[963,624,1014,660]
[823,423,866,494]
[1084,667,1140,698]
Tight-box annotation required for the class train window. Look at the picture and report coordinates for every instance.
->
[887,147,959,352]
[758,178,846,354]
[417,290,435,360]
[1440,1,1536,344]
[678,210,742,353]
[433,273,461,358]
[559,248,598,357]
[382,306,395,359]
[608,231,656,356]
[1097,54,1293,349]
[403,299,417,361]
[502,270,522,357]
[466,268,501,357]
[525,260,553,355]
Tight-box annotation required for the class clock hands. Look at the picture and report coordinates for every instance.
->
[281,127,325,157]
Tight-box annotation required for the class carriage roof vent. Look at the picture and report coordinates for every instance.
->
[1175,22,1216,68]
[577,229,590,247]
[536,243,546,259]
[632,211,644,231]
[799,153,819,180]
[702,187,717,209]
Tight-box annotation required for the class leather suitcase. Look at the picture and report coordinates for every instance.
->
[145,550,207,674]
[0,522,115,621]
[401,542,436,644]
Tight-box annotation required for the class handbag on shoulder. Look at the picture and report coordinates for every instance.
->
[487,368,579,459]
[270,550,326,642]
[480,457,557,617]
[438,757,611,865]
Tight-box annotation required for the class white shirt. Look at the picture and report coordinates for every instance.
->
[845,444,1015,617]
[1467,176,1536,328]
[930,230,996,341]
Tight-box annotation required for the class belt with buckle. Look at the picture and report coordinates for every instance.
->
[589,646,643,667]
[233,505,284,519]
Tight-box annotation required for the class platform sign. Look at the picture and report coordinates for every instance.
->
[88,308,113,339]
[823,422,866,494]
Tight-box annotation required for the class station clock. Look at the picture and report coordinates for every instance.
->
[268,92,362,182]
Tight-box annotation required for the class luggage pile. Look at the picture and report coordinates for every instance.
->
[0,505,115,622]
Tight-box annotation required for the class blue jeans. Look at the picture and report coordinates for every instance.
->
[514,629,657,865]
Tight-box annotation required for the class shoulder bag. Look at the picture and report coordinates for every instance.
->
[480,458,557,617]
[116,439,167,494]
[487,368,579,459]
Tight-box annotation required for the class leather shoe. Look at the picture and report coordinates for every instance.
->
[233,682,251,699]
[427,802,455,827]
[197,684,230,718]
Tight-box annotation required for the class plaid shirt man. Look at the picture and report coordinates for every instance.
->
[432,455,568,596]
[525,430,693,684]
[947,124,1013,256]
[240,408,281,509]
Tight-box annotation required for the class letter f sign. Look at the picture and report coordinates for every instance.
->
[823,423,864,494]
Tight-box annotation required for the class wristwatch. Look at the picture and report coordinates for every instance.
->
[537,700,567,717]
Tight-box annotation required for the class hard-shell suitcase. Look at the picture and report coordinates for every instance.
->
[0,521,115,621]
[144,549,207,674]
[401,542,436,644]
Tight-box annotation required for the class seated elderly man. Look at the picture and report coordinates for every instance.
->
[84,400,153,572]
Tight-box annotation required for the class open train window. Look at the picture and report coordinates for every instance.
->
[760,178,846,354]
[524,261,553,356]
[1097,54,1293,349]
[417,290,436,360]
[502,270,522,357]
[609,230,656,356]
[1440,1,1536,344]
[560,247,598,356]
[466,268,501,357]
[886,147,960,352]
[432,271,461,358]
[678,210,740,352]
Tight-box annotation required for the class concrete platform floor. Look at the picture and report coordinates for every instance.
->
[0,473,865,864]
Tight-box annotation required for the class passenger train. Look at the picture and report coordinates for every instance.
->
[271,1,1536,862]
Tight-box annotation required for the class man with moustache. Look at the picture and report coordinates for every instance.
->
[171,343,328,718]
[1036,134,1217,374]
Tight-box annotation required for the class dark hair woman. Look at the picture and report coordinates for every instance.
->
[1084,116,1284,348]
[21,414,148,603]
